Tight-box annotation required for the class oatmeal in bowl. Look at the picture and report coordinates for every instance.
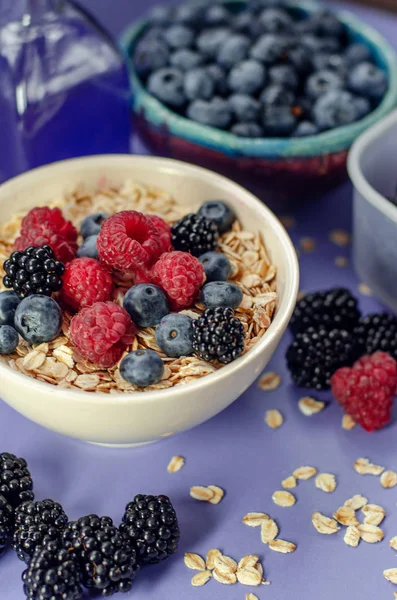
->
[0,156,298,445]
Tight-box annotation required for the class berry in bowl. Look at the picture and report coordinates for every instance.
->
[120,0,397,205]
[0,155,298,446]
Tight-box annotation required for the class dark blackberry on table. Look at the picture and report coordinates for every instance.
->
[3,246,64,299]
[13,499,68,563]
[0,452,34,508]
[0,494,13,556]
[63,514,139,595]
[354,313,397,360]
[120,494,179,565]
[192,306,245,364]
[286,327,360,390]
[22,539,83,600]
[290,288,361,335]
[171,213,218,257]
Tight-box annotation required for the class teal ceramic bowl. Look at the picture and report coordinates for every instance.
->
[120,0,397,205]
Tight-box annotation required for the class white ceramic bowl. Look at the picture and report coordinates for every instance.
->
[348,109,397,312]
[0,156,299,447]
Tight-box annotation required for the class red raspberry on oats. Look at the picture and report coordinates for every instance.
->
[151,251,205,310]
[146,214,172,254]
[14,207,78,263]
[331,351,397,432]
[60,258,113,312]
[97,211,162,273]
[70,301,136,368]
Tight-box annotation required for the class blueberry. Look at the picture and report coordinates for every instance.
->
[170,49,203,71]
[174,4,203,27]
[309,9,344,38]
[268,64,298,90]
[348,62,388,100]
[206,64,228,96]
[231,122,264,137]
[305,70,344,100]
[345,43,371,66]
[353,95,371,119]
[81,212,108,239]
[184,68,215,101]
[250,34,289,65]
[196,28,231,59]
[0,325,18,354]
[133,35,170,79]
[262,105,297,136]
[148,68,186,108]
[187,97,232,129]
[150,5,173,25]
[201,281,243,309]
[155,314,194,358]
[14,295,62,344]
[199,251,232,282]
[77,235,98,259]
[313,90,360,131]
[163,24,194,49]
[233,12,259,36]
[313,53,348,76]
[120,349,164,387]
[260,84,295,107]
[295,95,313,119]
[228,60,266,95]
[293,120,319,137]
[204,5,231,27]
[123,284,169,328]
[258,8,293,34]
[302,35,340,55]
[229,94,260,122]
[0,291,20,326]
[217,35,250,69]
[198,200,235,233]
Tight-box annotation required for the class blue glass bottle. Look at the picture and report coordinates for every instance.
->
[0,0,131,183]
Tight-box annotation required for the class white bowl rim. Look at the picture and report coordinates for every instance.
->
[0,155,299,406]
[347,108,397,224]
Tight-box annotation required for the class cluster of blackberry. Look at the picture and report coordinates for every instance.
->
[0,452,180,599]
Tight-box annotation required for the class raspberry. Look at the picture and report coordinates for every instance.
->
[97,211,162,273]
[146,215,172,254]
[60,257,113,312]
[15,207,78,264]
[331,352,397,432]
[151,251,205,310]
[70,301,136,368]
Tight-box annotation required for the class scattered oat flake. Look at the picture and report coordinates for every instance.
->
[246,594,259,600]
[300,237,316,252]
[344,525,361,548]
[191,571,212,587]
[344,494,368,510]
[315,473,337,493]
[237,566,263,586]
[333,506,359,527]
[167,455,185,473]
[243,512,269,527]
[329,229,350,247]
[390,536,397,550]
[335,256,348,267]
[312,512,340,535]
[354,457,385,476]
[258,371,281,391]
[184,553,206,571]
[272,490,296,507]
[214,554,238,574]
[383,569,397,584]
[213,568,237,585]
[282,476,297,489]
[362,504,386,526]
[265,409,284,429]
[206,549,222,570]
[358,283,373,296]
[190,486,214,502]
[381,470,397,489]
[268,539,296,554]
[279,215,296,230]
[342,414,356,430]
[261,519,278,543]
[293,466,317,480]
[298,396,325,416]
[238,555,259,570]
[358,523,384,543]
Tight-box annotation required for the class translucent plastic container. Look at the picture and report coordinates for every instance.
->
[348,109,397,312]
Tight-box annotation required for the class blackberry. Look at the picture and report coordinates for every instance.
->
[0,452,34,508]
[63,514,139,595]
[290,288,361,335]
[3,246,65,299]
[13,499,68,563]
[120,494,179,565]
[171,213,218,257]
[354,313,397,359]
[22,539,83,600]
[192,306,245,364]
[0,494,13,556]
[286,327,360,390]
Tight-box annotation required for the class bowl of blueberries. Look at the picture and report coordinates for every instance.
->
[120,0,397,204]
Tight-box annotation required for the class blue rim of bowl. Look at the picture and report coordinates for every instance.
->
[120,0,397,159]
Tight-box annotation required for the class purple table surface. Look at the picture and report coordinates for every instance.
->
[2,1,397,599]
